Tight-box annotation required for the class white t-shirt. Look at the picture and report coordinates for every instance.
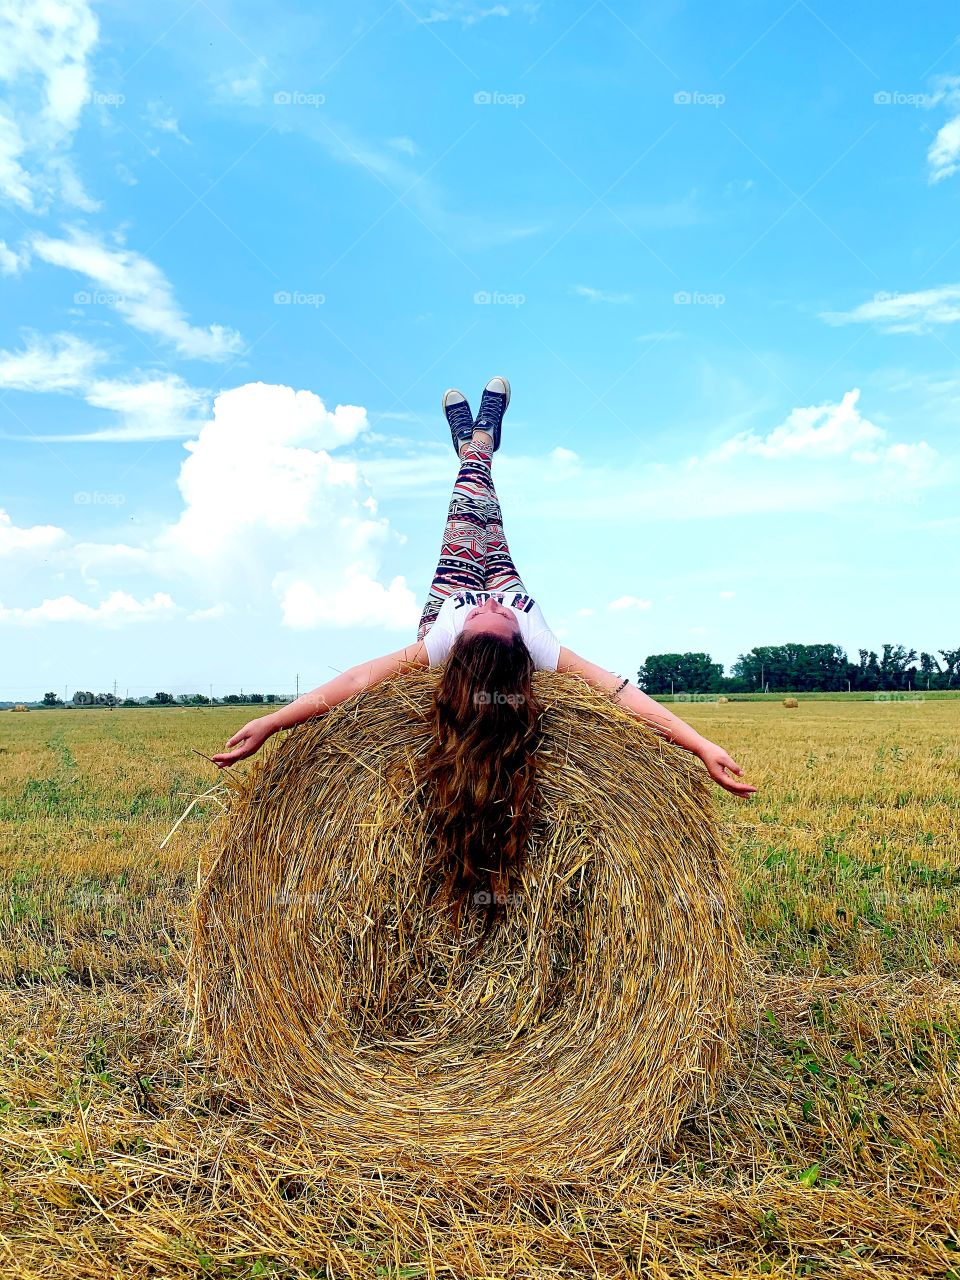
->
[422,589,561,671]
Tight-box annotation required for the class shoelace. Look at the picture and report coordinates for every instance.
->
[474,388,505,430]
[446,399,474,436]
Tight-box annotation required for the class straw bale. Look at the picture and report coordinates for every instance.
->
[190,669,743,1179]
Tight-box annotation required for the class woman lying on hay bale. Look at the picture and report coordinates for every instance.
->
[213,377,757,914]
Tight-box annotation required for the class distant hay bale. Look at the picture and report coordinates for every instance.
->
[717,696,730,703]
[783,697,799,708]
[189,670,744,1181]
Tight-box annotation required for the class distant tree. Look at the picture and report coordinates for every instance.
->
[638,653,724,695]
[95,692,118,707]
[732,644,848,692]
[178,693,210,706]
[122,698,138,707]
[153,692,175,705]
[222,694,243,704]
[938,648,960,687]
[878,644,918,690]
[72,690,95,706]
[248,693,264,703]
[41,691,62,706]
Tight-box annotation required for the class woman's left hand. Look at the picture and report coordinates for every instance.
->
[697,742,758,797]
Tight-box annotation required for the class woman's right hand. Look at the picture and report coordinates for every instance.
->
[212,716,276,768]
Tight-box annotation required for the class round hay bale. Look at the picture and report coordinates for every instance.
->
[782,697,799,708]
[190,669,744,1180]
[717,696,730,703]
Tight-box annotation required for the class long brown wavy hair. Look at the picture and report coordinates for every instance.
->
[421,628,544,933]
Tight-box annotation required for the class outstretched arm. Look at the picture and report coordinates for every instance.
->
[212,641,429,767]
[556,646,758,798]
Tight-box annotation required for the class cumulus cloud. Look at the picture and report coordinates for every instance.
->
[0,0,99,210]
[31,228,245,359]
[158,381,421,630]
[704,388,934,469]
[0,509,66,555]
[0,590,178,626]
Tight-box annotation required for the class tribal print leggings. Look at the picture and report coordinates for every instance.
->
[417,438,526,641]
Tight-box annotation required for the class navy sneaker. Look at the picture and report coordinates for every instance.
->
[443,388,474,457]
[472,376,511,452]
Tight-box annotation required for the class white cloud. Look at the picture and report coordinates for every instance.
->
[719,590,735,599]
[411,1,512,23]
[576,607,594,617]
[0,0,99,209]
[71,375,209,441]
[549,445,580,466]
[704,388,934,469]
[608,596,652,612]
[188,603,232,622]
[0,590,178,626]
[572,285,634,304]
[0,332,209,440]
[159,381,420,630]
[928,115,960,184]
[278,575,420,629]
[0,331,101,390]
[0,510,66,555]
[144,100,191,145]
[820,285,960,334]
[31,228,245,359]
[210,65,266,105]
[0,238,29,274]
[387,136,418,156]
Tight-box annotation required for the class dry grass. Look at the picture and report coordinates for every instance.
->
[1,693,959,1276]
[190,670,743,1182]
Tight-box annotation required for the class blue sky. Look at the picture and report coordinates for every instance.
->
[1,0,959,700]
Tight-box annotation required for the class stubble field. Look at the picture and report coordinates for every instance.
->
[0,697,958,1278]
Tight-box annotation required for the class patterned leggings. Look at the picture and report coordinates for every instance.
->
[417,438,526,640]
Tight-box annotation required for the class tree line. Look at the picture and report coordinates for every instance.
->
[637,644,960,695]
[39,692,291,708]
